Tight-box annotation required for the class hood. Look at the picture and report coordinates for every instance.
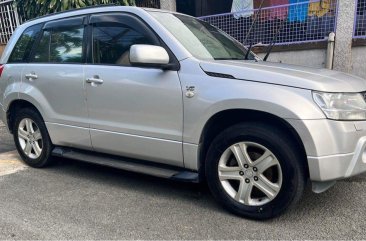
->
[200,60,366,92]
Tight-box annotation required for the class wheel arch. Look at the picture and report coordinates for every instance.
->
[6,99,45,134]
[197,109,309,180]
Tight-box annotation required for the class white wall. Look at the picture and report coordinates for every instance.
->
[351,46,366,79]
[256,49,327,69]
[256,46,366,80]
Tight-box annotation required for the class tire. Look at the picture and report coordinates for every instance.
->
[12,108,53,168]
[205,122,306,220]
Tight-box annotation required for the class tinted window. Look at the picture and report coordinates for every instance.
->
[33,25,84,63]
[33,31,50,63]
[92,18,159,65]
[8,24,42,63]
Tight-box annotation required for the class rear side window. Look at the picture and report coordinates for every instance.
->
[8,24,42,63]
[32,24,84,63]
[91,14,160,66]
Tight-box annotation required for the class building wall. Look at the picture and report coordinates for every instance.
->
[256,46,366,80]
[352,46,366,79]
[256,49,327,69]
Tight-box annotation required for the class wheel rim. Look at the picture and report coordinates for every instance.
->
[218,142,282,206]
[17,118,43,159]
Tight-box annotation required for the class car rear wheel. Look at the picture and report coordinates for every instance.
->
[13,108,53,168]
[205,122,306,220]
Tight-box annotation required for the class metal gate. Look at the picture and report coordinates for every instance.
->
[0,0,20,44]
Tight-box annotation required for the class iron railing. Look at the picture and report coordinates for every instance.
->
[354,0,366,38]
[200,0,338,46]
[0,0,20,44]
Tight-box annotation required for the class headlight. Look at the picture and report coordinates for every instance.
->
[313,92,366,120]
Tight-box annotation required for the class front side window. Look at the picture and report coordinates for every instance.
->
[32,25,84,63]
[150,12,257,61]
[92,15,160,66]
[8,24,42,63]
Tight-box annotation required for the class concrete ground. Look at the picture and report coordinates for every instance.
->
[0,121,15,153]
[0,121,366,239]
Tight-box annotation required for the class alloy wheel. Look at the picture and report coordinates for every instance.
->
[17,118,43,159]
[218,142,282,206]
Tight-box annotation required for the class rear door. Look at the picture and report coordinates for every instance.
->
[84,13,184,166]
[0,24,42,111]
[21,17,91,150]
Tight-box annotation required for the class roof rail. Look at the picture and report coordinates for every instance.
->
[25,4,121,23]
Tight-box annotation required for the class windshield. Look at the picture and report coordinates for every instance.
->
[150,12,257,61]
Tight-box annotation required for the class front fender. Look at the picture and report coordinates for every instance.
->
[183,81,325,145]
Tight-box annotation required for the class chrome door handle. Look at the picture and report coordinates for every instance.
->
[86,77,104,85]
[25,73,38,80]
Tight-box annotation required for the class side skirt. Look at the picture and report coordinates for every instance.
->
[52,147,199,183]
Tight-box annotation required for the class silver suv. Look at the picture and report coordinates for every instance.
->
[1,6,366,220]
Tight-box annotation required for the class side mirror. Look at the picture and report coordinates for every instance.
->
[130,44,176,70]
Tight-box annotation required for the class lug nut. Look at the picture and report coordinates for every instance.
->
[239,171,244,176]
[254,176,258,181]
[244,164,249,169]
[253,167,258,172]
[245,178,250,183]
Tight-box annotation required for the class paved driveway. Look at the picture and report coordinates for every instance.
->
[0,121,365,239]
[0,121,15,153]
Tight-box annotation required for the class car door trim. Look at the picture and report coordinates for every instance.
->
[45,121,182,144]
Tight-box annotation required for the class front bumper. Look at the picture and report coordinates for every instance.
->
[308,137,366,181]
[288,119,366,182]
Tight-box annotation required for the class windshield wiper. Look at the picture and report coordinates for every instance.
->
[244,43,253,60]
[243,0,265,60]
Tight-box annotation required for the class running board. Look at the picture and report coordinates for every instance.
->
[52,147,199,183]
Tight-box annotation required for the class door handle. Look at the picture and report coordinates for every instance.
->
[25,73,38,80]
[86,77,104,85]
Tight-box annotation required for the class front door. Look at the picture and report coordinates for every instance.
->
[84,13,184,166]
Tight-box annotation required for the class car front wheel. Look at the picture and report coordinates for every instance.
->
[205,122,306,220]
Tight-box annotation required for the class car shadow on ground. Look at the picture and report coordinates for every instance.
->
[48,156,357,221]
[51,157,215,205]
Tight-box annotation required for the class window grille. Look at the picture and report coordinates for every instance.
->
[354,0,366,38]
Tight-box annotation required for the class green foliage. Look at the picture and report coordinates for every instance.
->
[14,0,136,21]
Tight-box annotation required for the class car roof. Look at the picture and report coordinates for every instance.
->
[23,5,185,27]
[21,6,153,29]
[24,4,118,22]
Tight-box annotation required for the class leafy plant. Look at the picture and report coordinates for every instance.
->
[14,0,136,21]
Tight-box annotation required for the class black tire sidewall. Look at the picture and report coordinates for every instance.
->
[205,123,305,220]
[13,108,52,168]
